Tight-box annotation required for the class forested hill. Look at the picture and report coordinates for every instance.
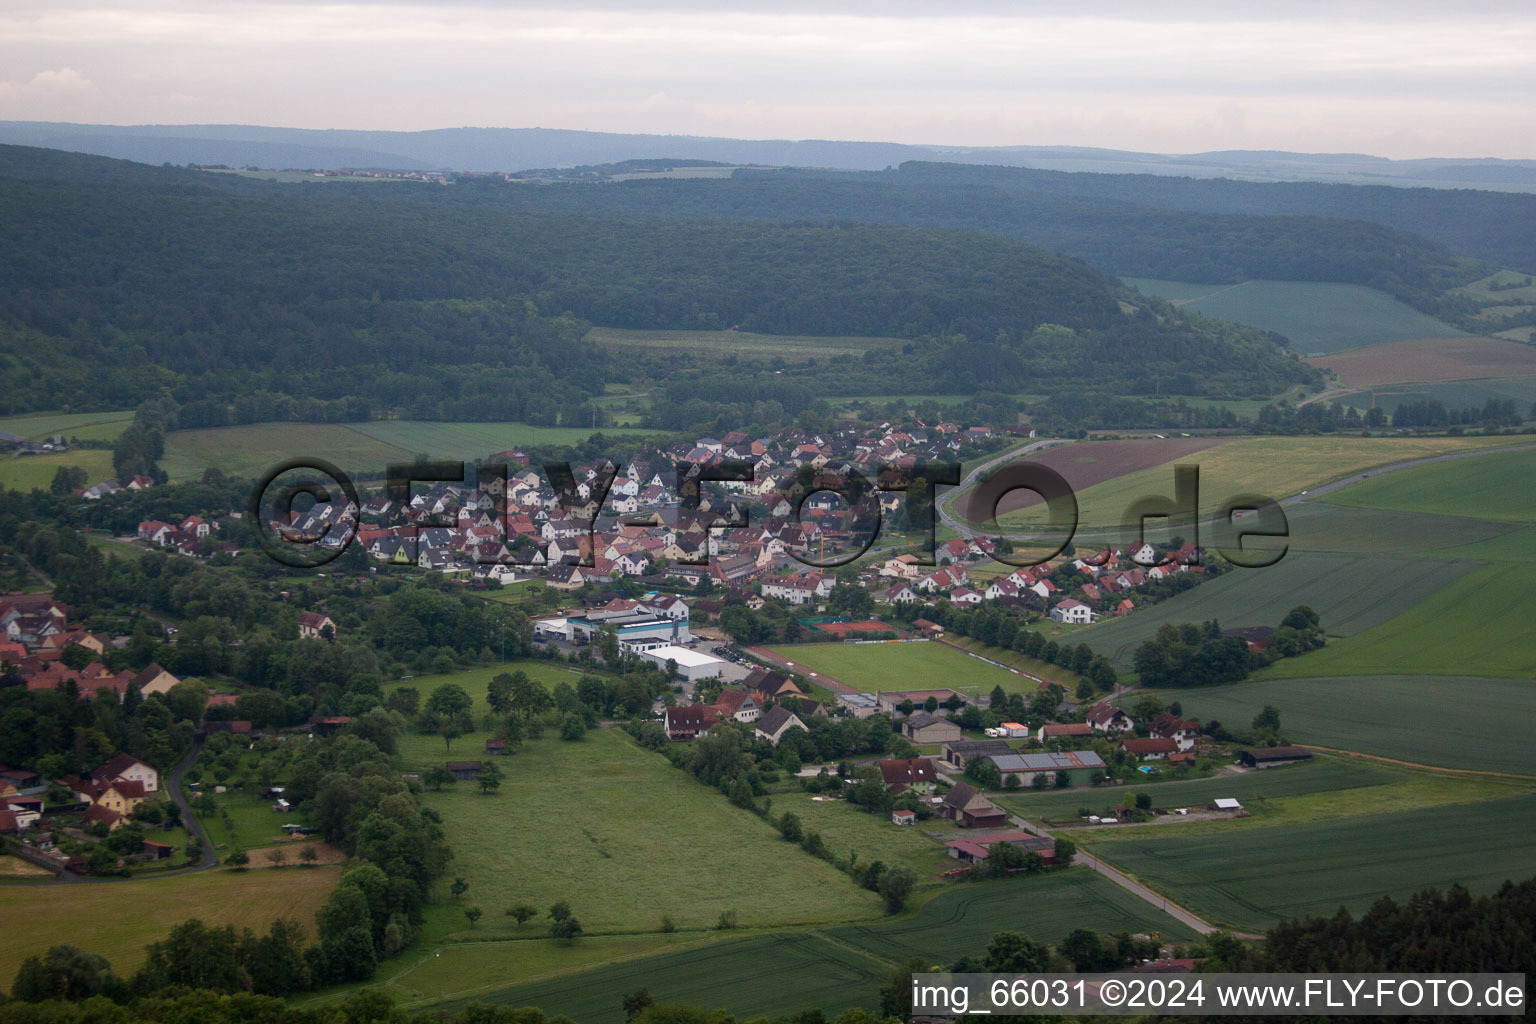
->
[892,160,1536,279]
[359,168,1491,326]
[0,145,1317,418]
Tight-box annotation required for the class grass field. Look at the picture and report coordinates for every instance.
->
[349,420,655,457]
[0,409,134,441]
[1306,336,1536,387]
[1123,279,1464,355]
[763,640,1039,698]
[943,636,1085,689]
[1075,551,1479,668]
[0,863,342,981]
[162,423,415,482]
[1335,375,1536,416]
[1323,447,1536,524]
[1142,675,1536,775]
[1086,794,1536,931]
[999,435,1511,532]
[385,661,597,769]
[0,448,116,492]
[1259,563,1536,679]
[418,728,882,937]
[446,870,1199,1022]
[585,326,903,359]
[771,792,953,884]
[998,758,1400,825]
[162,420,659,482]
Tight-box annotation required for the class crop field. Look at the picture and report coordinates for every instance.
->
[1323,447,1536,524]
[1261,563,1536,679]
[1143,674,1536,775]
[1000,435,1511,532]
[0,409,134,441]
[967,437,1232,521]
[1122,279,1464,354]
[417,729,882,937]
[586,326,903,359]
[1306,336,1536,387]
[0,863,342,982]
[998,758,1399,825]
[0,447,116,492]
[162,422,416,481]
[350,420,655,458]
[1087,794,1536,931]
[1076,551,1478,669]
[1257,502,1514,556]
[764,640,1042,697]
[453,871,1198,1021]
[1336,375,1536,415]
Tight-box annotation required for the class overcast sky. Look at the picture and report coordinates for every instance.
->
[1,0,1533,158]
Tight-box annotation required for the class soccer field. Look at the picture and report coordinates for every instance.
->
[764,639,1047,696]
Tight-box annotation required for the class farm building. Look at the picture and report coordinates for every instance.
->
[939,782,1009,829]
[945,831,1056,865]
[891,809,916,826]
[942,739,1015,769]
[445,761,483,782]
[1038,722,1093,743]
[876,689,963,713]
[902,710,961,744]
[1238,746,1315,769]
[663,704,718,741]
[989,750,1107,787]
[755,707,807,747]
[639,645,725,682]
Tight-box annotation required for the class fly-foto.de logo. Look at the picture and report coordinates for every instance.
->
[248,455,1288,571]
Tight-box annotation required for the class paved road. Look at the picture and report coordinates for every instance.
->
[936,437,1076,535]
[940,435,1536,544]
[1004,813,1262,939]
[16,739,217,885]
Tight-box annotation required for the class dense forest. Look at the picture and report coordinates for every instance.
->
[0,145,1314,420]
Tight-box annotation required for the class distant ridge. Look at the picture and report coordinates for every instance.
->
[2,121,1535,190]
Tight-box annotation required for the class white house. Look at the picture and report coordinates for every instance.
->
[1050,599,1094,624]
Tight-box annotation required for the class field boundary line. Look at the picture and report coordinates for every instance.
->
[1298,745,1536,781]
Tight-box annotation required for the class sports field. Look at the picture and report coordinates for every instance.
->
[444,870,1198,1021]
[1000,435,1511,531]
[1075,551,1479,668]
[1086,794,1536,931]
[1122,279,1464,354]
[0,863,342,982]
[1307,336,1536,387]
[764,640,1044,697]
[418,728,882,937]
[1142,674,1536,775]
